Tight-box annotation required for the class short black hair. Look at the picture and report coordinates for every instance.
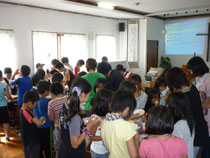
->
[129,74,142,86]
[86,58,97,71]
[77,59,85,66]
[0,70,2,77]
[155,77,166,89]
[70,78,92,95]
[37,80,50,95]
[50,82,64,95]
[4,67,12,74]
[146,88,160,105]
[116,64,125,71]
[36,69,45,80]
[61,57,69,64]
[187,56,209,77]
[92,89,112,116]
[52,72,64,83]
[50,69,58,75]
[23,90,40,104]
[102,56,108,62]
[97,62,112,75]
[165,67,190,91]
[21,65,30,76]
[111,90,136,115]
[77,71,87,78]
[51,59,60,66]
[119,80,136,94]
[31,74,42,86]
[146,106,174,135]
[55,62,64,69]
[94,78,106,93]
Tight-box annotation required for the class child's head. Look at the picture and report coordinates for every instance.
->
[119,80,136,94]
[97,62,112,77]
[146,106,174,135]
[86,58,97,72]
[77,71,87,78]
[52,72,64,83]
[36,69,45,80]
[4,67,12,80]
[21,65,30,77]
[111,90,136,117]
[37,80,50,96]
[76,59,85,67]
[146,88,160,106]
[23,90,40,110]
[92,89,112,117]
[167,92,194,135]
[155,77,166,92]
[31,74,41,87]
[94,78,106,93]
[55,62,65,72]
[50,82,64,97]
[116,64,125,75]
[61,57,69,65]
[51,59,60,69]
[0,70,3,80]
[129,74,142,91]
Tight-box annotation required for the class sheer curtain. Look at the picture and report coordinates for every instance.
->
[96,35,116,62]
[32,32,57,71]
[0,30,17,72]
[61,34,88,67]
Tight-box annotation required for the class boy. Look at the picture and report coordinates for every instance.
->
[20,91,46,158]
[11,65,32,106]
[4,67,17,95]
[48,82,68,158]
[33,80,52,158]
[0,70,13,141]
[61,57,73,72]
[31,73,41,93]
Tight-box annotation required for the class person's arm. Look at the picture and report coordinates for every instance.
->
[11,69,19,80]
[5,86,13,100]
[91,136,102,141]
[202,97,210,109]
[126,136,138,158]
[48,114,55,122]
[32,116,46,126]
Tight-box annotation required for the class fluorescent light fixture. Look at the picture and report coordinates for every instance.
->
[97,2,114,10]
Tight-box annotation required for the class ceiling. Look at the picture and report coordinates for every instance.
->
[1,0,210,19]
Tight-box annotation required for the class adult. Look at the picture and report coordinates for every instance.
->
[101,56,108,63]
[74,59,85,78]
[165,67,208,158]
[36,63,44,70]
[61,57,74,72]
[82,58,105,116]
[97,62,124,91]
[187,56,210,157]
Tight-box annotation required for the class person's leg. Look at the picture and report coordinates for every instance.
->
[1,106,10,140]
[53,127,61,158]
[42,128,51,158]
[194,146,200,158]
[31,144,40,158]
[38,128,44,158]
[24,146,31,158]
[3,123,10,139]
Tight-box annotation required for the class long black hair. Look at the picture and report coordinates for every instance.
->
[65,78,91,122]
[167,92,194,136]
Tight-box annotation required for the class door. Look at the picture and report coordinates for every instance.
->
[147,40,159,72]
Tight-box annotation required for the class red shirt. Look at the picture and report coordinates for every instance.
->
[74,66,80,77]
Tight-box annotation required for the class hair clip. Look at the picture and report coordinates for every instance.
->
[72,87,81,96]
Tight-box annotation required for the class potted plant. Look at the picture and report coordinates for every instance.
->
[160,56,171,69]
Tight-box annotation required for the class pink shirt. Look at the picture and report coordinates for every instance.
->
[139,136,188,158]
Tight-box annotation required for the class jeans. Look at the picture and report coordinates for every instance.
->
[194,146,200,158]
[53,127,61,158]
[91,150,109,158]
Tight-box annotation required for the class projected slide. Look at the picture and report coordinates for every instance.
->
[165,18,208,55]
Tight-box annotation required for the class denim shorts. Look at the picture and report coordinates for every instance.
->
[91,150,109,158]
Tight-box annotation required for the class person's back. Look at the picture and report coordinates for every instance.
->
[0,81,7,106]
[107,70,124,91]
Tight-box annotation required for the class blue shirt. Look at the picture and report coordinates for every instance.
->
[11,76,32,106]
[0,82,7,107]
[33,97,52,128]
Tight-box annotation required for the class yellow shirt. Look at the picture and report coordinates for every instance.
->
[101,119,137,158]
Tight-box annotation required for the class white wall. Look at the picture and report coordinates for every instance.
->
[0,3,120,72]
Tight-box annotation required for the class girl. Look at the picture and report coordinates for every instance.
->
[168,92,195,158]
[90,89,112,158]
[144,88,160,113]
[155,77,167,106]
[59,78,100,158]
[74,59,85,78]
[139,106,188,158]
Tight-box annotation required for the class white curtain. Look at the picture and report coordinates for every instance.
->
[96,35,116,62]
[0,30,17,72]
[61,34,88,68]
[32,32,57,71]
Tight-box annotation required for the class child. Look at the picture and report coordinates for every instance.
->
[20,91,46,158]
[144,88,160,113]
[36,69,46,80]
[90,88,112,158]
[74,59,85,78]
[0,70,13,141]
[59,78,99,158]
[3,67,17,95]
[11,65,32,106]
[31,73,41,93]
[154,77,167,105]
[33,80,52,158]
[129,74,148,109]
[168,92,195,158]
[93,78,106,94]
[119,80,136,94]
[61,57,74,72]
[48,82,68,158]
[52,72,64,83]
[139,106,188,158]
[101,89,139,158]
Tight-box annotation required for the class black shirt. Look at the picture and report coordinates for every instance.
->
[184,84,208,146]
[20,108,39,146]
[106,70,124,91]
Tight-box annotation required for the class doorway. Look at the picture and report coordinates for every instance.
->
[147,40,159,72]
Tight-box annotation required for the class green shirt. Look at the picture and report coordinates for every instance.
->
[82,72,105,110]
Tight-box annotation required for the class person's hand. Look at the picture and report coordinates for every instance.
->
[130,113,142,120]
[40,116,46,122]
[86,116,100,130]
[14,69,20,75]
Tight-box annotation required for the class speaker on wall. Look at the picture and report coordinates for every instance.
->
[119,22,125,32]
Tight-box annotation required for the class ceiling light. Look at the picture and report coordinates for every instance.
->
[97,2,114,10]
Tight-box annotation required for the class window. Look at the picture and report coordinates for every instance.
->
[96,35,116,62]
[0,30,17,72]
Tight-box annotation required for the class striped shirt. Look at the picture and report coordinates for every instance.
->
[48,96,68,127]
